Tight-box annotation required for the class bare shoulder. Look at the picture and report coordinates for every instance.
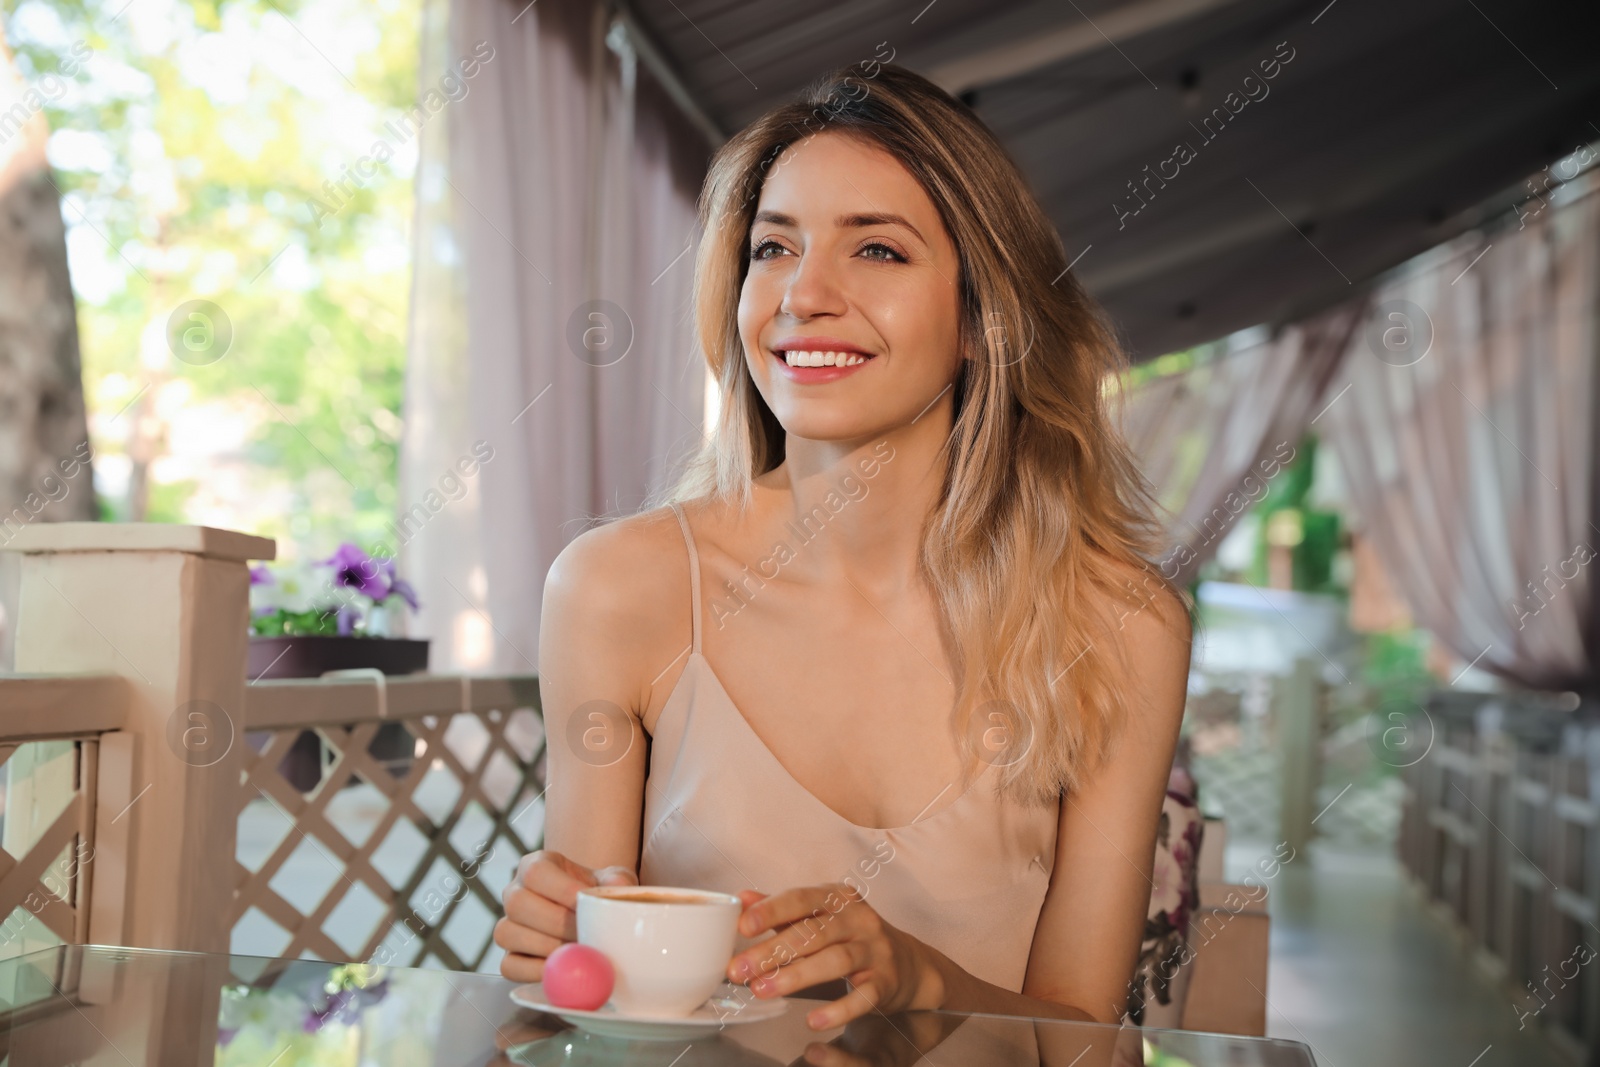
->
[547,508,691,614]
[541,503,699,679]
[1090,553,1192,645]
[1085,553,1193,725]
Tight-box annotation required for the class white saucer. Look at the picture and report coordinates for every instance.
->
[510,982,788,1041]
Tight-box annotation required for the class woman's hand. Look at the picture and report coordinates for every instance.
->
[494,849,636,983]
[725,884,947,1030]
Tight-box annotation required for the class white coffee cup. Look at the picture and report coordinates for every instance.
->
[575,885,742,1017]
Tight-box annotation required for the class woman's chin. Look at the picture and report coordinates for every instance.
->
[778,420,894,450]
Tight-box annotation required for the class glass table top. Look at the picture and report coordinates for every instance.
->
[0,945,1317,1066]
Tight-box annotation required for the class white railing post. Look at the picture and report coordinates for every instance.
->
[3,523,274,954]
[1278,656,1322,854]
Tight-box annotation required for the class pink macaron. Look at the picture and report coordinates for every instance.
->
[542,943,615,1011]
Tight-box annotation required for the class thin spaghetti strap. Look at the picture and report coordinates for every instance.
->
[668,502,703,654]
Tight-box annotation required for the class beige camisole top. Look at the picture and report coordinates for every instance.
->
[638,502,1062,993]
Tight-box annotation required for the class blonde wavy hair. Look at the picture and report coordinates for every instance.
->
[667,63,1185,804]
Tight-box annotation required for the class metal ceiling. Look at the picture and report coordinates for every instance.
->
[620,0,1600,359]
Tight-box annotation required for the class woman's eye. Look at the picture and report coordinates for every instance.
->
[860,242,906,263]
[749,239,787,260]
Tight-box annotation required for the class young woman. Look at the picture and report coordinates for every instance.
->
[494,63,1192,1032]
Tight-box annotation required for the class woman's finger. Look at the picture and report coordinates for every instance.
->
[502,884,579,941]
[739,884,855,937]
[515,849,585,886]
[808,978,881,1031]
[730,899,857,981]
[493,915,564,959]
[747,942,868,999]
[593,865,638,887]
[517,852,596,909]
[499,950,547,984]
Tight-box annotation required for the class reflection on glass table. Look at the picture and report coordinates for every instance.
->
[0,945,1316,1066]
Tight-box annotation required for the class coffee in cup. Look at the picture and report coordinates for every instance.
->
[575,885,741,1017]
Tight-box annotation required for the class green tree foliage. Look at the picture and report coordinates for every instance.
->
[1361,628,1434,701]
[1248,435,1343,593]
[4,0,418,563]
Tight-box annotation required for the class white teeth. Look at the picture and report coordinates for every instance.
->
[782,350,869,367]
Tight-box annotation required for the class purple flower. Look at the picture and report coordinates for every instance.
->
[352,978,390,1007]
[249,565,274,586]
[376,556,419,611]
[301,980,387,1030]
[336,604,360,636]
[319,543,387,599]
[387,578,419,611]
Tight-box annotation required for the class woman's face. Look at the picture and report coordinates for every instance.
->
[738,131,964,446]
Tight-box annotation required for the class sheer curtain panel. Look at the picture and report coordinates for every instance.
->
[399,0,710,670]
[1319,172,1600,694]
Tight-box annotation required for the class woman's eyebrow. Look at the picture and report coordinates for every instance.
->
[752,210,798,229]
[752,210,925,245]
[839,212,925,244]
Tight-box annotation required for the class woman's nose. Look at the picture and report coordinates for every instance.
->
[779,254,847,320]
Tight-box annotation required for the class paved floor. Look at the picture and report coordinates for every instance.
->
[1229,839,1566,1067]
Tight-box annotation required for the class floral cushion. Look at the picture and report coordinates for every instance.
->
[1126,764,1203,1028]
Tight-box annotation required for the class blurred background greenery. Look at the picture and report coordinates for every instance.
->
[5,0,418,567]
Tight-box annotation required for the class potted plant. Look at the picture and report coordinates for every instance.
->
[249,543,426,672]
[248,544,427,789]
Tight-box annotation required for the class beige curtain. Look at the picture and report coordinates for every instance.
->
[1319,170,1600,693]
[1120,305,1362,584]
[399,0,709,670]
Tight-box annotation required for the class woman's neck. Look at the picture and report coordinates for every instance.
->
[756,400,953,596]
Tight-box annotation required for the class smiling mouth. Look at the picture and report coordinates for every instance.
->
[772,349,875,367]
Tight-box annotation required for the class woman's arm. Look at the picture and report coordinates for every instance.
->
[495,519,676,980]
[536,521,656,871]
[1008,578,1193,1022]
[888,579,1191,1023]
